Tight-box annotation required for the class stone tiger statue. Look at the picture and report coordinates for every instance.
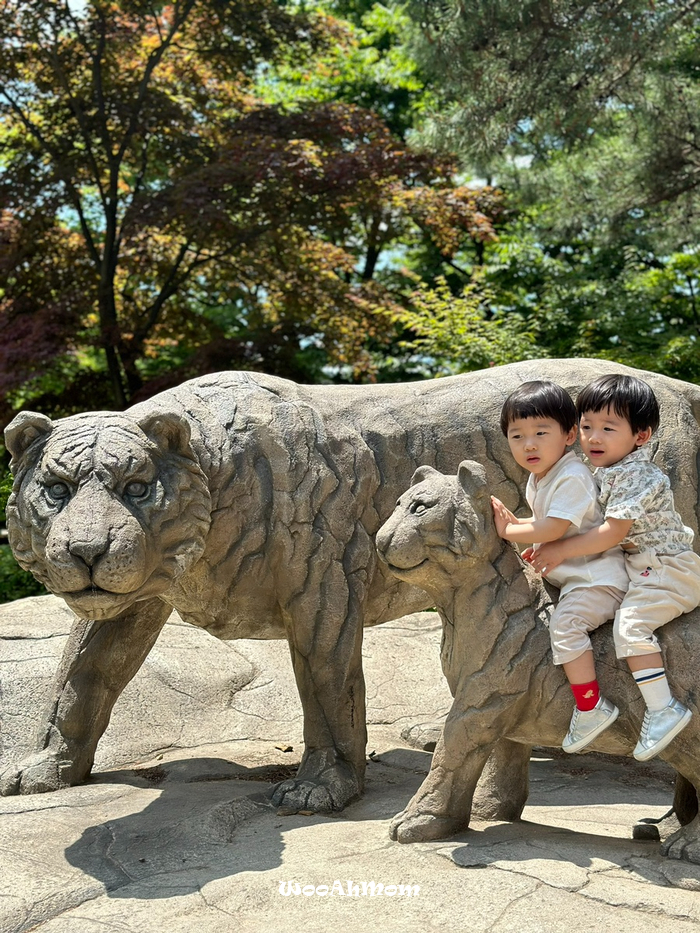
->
[3,361,700,818]
[376,461,700,864]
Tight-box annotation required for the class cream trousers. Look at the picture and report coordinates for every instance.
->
[613,549,700,658]
[549,585,624,666]
[549,549,700,664]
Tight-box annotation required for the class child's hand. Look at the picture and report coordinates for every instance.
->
[490,496,517,539]
[521,547,535,563]
[528,541,562,576]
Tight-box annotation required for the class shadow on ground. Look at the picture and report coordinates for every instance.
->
[61,744,687,902]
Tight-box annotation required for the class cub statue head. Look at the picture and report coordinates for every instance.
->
[375,460,501,597]
[4,409,212,621]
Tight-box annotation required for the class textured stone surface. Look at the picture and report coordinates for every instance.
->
[3,360,700,813]
[376,460,700,863]
[0,598,449,771]
[1,597,698,933]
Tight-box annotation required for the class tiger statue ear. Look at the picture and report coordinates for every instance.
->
[457,460,489,504]
[136,410,193,457]
[410,464,442,486]
[4,412,54,470]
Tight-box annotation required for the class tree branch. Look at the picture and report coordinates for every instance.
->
[0,86,101,266]
[44,24,107,207]
[130,226,274,350]
[114,0,197,168]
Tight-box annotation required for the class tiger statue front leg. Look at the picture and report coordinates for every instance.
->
[0,599,171,795]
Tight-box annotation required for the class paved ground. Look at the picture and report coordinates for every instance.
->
[2,598,700,932]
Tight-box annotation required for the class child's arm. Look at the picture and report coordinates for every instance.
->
[491,496,572,545]
[527,517,634,575]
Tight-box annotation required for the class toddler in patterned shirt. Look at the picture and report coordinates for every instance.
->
[531,374,700,760]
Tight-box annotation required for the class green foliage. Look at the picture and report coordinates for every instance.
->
[259,3,434,138]
[407,1,698,169]
[0,458,11,525]
[397,275,542,373]
[0,547,46,604]
[0,0,509,420]
[0,456,43,604]
[468,226,700,382]
[3,0,698,445]
[390,2,700,381]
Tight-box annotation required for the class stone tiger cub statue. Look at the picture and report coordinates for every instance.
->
[376,461,700,864]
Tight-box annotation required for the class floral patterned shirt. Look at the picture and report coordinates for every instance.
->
[595,447,694,556]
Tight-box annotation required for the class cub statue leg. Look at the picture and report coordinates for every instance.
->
[390,697,522,843]
[664,810,700,863]
[0,598,171,795]
[471,738,532,822]
[672,773,699,826]
[658,747,700,864]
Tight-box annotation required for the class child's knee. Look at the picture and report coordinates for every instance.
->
[549,624,593,666]
[613,612,661,658]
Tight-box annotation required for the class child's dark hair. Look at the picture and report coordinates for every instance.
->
[576,374,660,434]
[500,381,577,436]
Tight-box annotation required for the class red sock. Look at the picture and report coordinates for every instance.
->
[571,680,600,711]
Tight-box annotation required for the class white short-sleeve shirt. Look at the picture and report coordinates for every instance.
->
[526,451,628,596]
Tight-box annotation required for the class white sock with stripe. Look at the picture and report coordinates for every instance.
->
[633,667,672,711]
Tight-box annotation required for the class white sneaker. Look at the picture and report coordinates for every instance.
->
[562,697,619,754]
[633,698,692,761]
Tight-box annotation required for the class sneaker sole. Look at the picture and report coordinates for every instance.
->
[633,708,693,761]
[562,704,620,754]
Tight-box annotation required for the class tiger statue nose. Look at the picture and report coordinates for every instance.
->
[68,536,109,568]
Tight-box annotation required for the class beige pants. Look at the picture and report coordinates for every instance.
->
[613,549,700,658]
[549,585,626,665]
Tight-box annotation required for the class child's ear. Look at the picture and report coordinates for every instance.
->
[565,425,578,445]
[636,427,653,447]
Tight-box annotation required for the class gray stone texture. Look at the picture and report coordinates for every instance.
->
[376,460,700,863]
[2,359,700,817]
[0,598,448,771]
[1,596,699,933]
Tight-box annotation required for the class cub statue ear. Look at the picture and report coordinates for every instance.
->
[457,460,489,504]
[4,412,54,468]
[136,410,193,457]
[410,464,442,486]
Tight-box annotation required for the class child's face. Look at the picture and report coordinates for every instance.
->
[579,407,652,468]
[505,416,577,479]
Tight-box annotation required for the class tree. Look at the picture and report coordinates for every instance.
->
[477,223,700,382]
[258,1,435,140]
[405,0,700,204]
[395,274,541,374]
[400,0,700,251]
[392,1,700,380]
[0,0,332,409]
[0,0,509,419]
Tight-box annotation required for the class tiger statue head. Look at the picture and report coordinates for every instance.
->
[375,459,502,598]
[4,410,212,621]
